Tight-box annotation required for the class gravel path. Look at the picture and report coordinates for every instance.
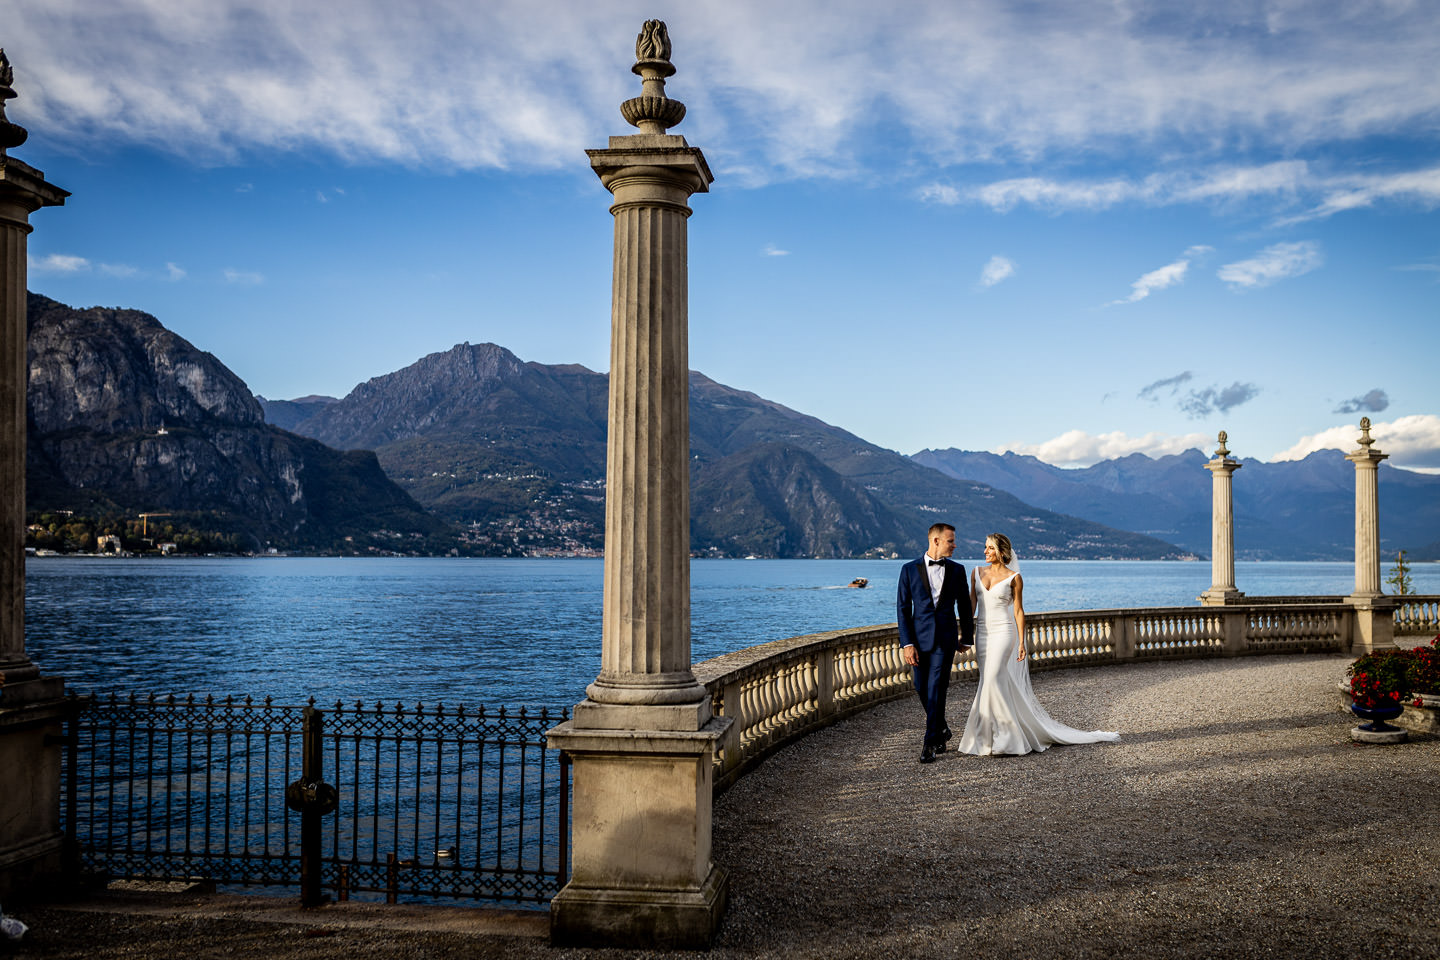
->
[6,652,1436,959]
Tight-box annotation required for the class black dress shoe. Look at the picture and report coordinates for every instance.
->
[934,741,947,753]
[941,726,953,743]
[920,744,936,763]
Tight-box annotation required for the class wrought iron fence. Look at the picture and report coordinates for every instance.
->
[62,694,570,906]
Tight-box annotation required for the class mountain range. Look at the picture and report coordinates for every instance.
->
[278,342,1186,559]
[33,291,1430,562]
[911,448,1440,561]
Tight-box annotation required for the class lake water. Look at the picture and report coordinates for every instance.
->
[25,557,1439,708]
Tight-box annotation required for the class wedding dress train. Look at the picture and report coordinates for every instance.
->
[958,570,1120,756]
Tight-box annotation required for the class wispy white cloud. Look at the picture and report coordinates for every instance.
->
[1271,414,1440,472]
[1218,241,1322,289]
[1395,256,1440,279]
[1277,167,1440,225]
[1334,389,1389,415]
[99,262,138,277]
[1179,381,1261,419]
[997,429,1212,469]
[1138,372,1193,401]
[29,253,90,272]
[1138,371,1260,418]
[979,255,1015,287]
[5,1,1439,187]
[222,268,264,285]
[929,162,1440,223]
[165,262,187,281]
[762,243,790,257]
[1108,245,1211,305]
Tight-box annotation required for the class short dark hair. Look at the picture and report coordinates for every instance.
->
[928,523,955,538]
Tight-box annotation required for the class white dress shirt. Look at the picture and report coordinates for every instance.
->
[924,555,945,605]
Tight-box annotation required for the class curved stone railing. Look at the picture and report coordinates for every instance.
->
[1395,595,1440,636]
[695,601,1365,794]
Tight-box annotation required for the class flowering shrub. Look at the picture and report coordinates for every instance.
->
[1410,636,1440,696]
[1347,636,1440,710]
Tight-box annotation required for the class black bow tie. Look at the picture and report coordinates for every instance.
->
[928,559,945,566]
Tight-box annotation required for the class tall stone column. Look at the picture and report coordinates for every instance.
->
[1346,418,1395,652]
[1200,431,1243,606]
[0,49,70,898]
[548,22,729,949]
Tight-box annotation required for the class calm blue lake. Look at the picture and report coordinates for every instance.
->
[25,557,1439,708]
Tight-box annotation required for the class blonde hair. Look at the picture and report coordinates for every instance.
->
[986,532,1014,565]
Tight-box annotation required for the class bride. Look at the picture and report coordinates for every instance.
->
[957,532,1120,756]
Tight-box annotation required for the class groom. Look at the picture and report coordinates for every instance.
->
[897,522,976,763]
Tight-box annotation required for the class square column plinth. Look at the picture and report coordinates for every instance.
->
[1347,596,1397,654]
[0,697,69,899]
[548,717,731,949]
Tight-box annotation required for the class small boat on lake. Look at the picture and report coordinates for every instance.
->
[847,577,869,589]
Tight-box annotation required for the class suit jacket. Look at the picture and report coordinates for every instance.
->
[897,557,976,654]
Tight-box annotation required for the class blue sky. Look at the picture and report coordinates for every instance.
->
[9,0,1439,471]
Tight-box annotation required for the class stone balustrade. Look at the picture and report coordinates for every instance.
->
[694,599,1406,794]
[1394,595,1440,636]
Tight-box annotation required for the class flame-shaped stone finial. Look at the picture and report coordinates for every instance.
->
[621,20,686,134]
[0,49,31,155]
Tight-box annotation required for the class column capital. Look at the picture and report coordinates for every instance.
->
[587,137,713,198]
[0,156,71,212]
[1205,430,1241,474]
[1345,416,1388,466]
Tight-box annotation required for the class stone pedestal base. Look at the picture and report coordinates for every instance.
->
[1347,597,1397,653]
[1350,725,1407,744]
[551,860,728,950]
[547,713,730,949]
[0,689,69,900]
[1199,588,1244,607]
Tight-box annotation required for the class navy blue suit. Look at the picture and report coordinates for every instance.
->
[897,556,976,747]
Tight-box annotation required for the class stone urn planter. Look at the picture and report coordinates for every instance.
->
[1348,701,1406,744]
[1337,680,1439,743]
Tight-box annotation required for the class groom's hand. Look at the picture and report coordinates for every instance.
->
[901,644,919,667]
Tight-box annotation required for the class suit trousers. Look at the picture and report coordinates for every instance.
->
[912,646,956,746]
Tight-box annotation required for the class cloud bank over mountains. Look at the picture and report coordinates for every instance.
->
[1272,415,1440,473]
[1003,415,1440,474]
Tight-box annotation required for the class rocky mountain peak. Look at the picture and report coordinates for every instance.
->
[26,292,262,434]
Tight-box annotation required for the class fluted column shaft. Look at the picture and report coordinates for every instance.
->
[1210,463,1238,592]
[602,186,691,679]
[1348,455,1385,597]
[581,140,712,721]
[0,159,67,686]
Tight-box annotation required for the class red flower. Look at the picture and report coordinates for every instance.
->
[1415,698,1425,708]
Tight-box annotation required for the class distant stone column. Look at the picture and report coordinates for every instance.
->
[1200,431,1243,606]
[548,22,729,949]
[1347,418,1386,598]
[1346,418,1395,652]
[0,48,70,899]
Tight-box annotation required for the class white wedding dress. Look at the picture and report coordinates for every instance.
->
[958,568,1120,756]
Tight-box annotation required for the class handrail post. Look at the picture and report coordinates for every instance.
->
[1112,614,1134,661]
[285,705,337,908]
[1223,608,1247,656]
[720,677,743,778]
[816,648,836,722]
